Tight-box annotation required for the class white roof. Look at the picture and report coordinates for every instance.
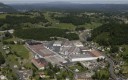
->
[53,41,62,44]
[73,41,83,47]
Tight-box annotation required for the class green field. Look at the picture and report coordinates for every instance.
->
[0,14,7,19]
[80,22,102,29]
[53,23,76,30]
[44,12,76,30]
[121,45,128,75]
[10,44,29,59]
[5,37,19,42]
[122,65,128,74]
[121,45,128,55]
[6,54,20,66]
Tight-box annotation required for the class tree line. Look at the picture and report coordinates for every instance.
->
[14,28,79,41]
[0,14,48,30]
[54,14,91,26]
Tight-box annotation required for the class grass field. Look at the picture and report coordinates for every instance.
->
[97,69,110,77]
[53,23,76,30]
[0,14,8,19]
[44,12,55,23]
[6,54,20,66]
[44,12,103,30]
[122,65,128,74]
[80,22,102,29]
[5,37,20,42]
[10,44,29,59]
[44,12,76,30]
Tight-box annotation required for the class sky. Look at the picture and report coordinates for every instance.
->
[0,0,128,4]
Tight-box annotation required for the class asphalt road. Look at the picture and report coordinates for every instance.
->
[106,56,118,80]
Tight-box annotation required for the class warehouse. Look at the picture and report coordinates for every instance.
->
[73,41,84,47]
[68,50,105,62]
[53,41,62,46]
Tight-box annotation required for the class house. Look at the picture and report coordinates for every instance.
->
[31,58,47,70]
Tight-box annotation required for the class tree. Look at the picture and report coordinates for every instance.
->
[110,46,119,53]
[0,52,5,66]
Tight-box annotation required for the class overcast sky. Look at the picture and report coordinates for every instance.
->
[0,0,128,4]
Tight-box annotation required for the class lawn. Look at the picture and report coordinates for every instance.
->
[10,44,29,59]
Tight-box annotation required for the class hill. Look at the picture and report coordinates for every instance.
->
[0,3,17,13]
[91,23,128,46]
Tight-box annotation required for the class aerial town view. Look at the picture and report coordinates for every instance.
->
[0,0,128,80]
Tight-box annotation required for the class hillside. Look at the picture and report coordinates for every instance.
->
[91,23,128,46]
[0,3,16,13]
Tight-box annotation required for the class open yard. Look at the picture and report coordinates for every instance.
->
[10,44,29,59]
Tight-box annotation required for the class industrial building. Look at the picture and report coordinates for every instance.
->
[68,50,105,62]
[73,41,84,47]
[26,40,105,64]
[60,47,80,55]
[53,41,62,47]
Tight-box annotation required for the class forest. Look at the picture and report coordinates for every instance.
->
[0,52,5,66]
[54,14,91,26]
[14,28,79,41]
[0,15,48,30]
[91,23,128,46]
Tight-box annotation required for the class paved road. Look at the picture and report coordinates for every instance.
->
[106,56,118,80]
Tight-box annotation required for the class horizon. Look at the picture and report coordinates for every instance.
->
[0,0,128,4]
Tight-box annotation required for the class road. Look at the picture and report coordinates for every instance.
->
[79,29,118,80]
[106,56,117,80]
